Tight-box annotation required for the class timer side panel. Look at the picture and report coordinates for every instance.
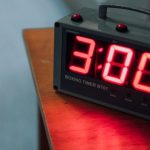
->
[53,23,63,90]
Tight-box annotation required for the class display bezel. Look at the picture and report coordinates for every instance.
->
[64,28,150,91]
[59,25,150,119]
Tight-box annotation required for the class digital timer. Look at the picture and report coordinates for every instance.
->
[53,4,150,120]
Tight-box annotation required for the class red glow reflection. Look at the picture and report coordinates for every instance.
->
[45,96,150,150]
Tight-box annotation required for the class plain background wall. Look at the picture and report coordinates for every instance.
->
[0,1,70,150]
[0,0,149,150]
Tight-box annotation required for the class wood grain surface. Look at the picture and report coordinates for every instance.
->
[24,28,150,150]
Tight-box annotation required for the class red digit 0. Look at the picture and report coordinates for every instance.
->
[102,44,134,85]
[133,52,150,93]
[69,36,95,74]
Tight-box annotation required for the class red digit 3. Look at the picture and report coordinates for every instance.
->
[69,36,96,74]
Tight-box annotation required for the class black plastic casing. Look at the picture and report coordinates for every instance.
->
[53,8,150,120]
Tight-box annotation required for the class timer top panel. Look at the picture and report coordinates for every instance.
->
[57,8,150,46]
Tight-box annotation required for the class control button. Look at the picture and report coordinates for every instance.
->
[71,13,83,22]
[116,24,128,32]
[141,97,148,107]
[110,89,117,97]
[126,93,131,99]
[124,93,133,102]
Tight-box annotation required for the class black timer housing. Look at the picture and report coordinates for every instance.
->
[53,4,150,120]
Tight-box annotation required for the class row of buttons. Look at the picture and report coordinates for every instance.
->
[71,13,128,33]
[110,90,148,107]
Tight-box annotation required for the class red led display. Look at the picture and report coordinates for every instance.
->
[102,44,134,85]
[69,36,95,74]
[68,34,150,94]
[133,53,150,93]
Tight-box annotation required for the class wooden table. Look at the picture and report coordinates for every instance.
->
[24,28,150,150]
